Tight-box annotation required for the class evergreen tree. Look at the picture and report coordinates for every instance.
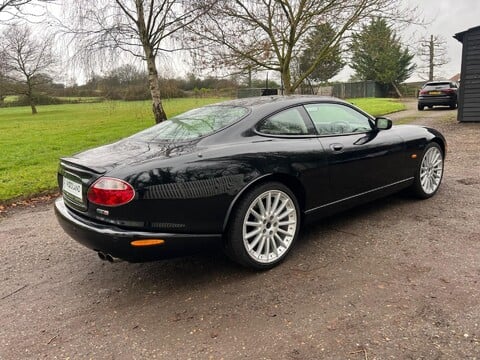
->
[300,24,345,84]
[350,18,415,96]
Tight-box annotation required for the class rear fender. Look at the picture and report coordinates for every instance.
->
[222,173,306,232]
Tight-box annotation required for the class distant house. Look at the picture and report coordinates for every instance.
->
[454,26,480,122]
[449,73,461,83]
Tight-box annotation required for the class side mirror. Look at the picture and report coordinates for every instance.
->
[375,117,392,130]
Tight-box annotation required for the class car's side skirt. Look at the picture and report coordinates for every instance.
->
[304,177,414,221]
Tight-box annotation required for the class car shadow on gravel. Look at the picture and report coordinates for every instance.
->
[68,191,417,309]
[298,192,411,242]
[71,244,261,303]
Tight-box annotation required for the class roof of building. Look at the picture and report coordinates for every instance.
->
[450,73,461,82]
[454,25,480,43]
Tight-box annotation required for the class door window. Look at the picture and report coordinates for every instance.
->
[258,107,309,135]
[304,103,372,135]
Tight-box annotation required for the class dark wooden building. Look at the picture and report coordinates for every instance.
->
[454,26,480,122]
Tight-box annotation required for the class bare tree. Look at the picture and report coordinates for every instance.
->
[60,0,214,123]
[190,0,420,95]
[418,35,449,81]
[1,23,56,114]
[0,0,33,12]
[0,0,53,19]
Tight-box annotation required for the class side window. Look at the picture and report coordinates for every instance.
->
[258,107,309,135]
[304,103,372,135]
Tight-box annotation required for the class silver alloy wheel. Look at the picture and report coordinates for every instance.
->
[242,190,298,264]
[420,146,443,195]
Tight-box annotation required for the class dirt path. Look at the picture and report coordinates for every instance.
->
[387,98,456,124]
[1,106,479,359]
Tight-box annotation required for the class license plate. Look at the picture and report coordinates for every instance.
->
[429,91,441,95]
[63,177,83,201]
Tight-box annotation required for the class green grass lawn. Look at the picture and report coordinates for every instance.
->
[0,98,226,201]
[348,98,406,116]
[0,97,405,202]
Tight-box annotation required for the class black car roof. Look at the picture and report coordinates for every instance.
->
[196,95,365,145]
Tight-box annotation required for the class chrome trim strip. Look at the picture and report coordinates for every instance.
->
[305,177,414,214]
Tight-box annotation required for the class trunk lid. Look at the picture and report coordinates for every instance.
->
[65,138,199,171]
[58,138,199,212]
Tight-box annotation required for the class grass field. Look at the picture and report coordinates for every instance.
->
[0,97,405,202]
[0,98,226,201]
[349,98,406,116]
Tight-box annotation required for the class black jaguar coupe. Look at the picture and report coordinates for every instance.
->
[55,96,446,269]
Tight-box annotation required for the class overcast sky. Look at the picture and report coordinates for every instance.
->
[333,0,480,82]
[405,0,480,80]
[47,0,480,83]
[2,0,479,83]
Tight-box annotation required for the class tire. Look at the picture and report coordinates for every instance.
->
[418,104,424,111]
[411,143,444,199]
[449,102,457,110]
[225,182,300,270]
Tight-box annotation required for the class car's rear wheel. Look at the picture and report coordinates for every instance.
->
[412,143,444,199]
[418,104,424,111]
[225,182,300,270]
[449,102,457,110]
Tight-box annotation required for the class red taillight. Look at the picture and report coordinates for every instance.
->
[87,177,135,207]
[442,89,455,94]
[420,90,428,95]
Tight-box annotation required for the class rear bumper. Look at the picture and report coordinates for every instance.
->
[54,197,222,262]
[418,96,456,106]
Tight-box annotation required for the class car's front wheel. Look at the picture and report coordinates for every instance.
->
[412,142,444,199]
[225,182,300,270]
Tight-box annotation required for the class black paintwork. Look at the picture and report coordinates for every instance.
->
[55,96,446,262]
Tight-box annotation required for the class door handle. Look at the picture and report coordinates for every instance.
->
[330,143,344,152]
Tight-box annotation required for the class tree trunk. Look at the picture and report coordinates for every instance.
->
[392,82,403,98]
[26,82,37,115]
[145,52,167,123]
[306,78,315,95]
[429,35,434,81]
[282,70,293,95]
[135,0,167,124]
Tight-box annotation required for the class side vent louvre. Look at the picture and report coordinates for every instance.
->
[144,175,244,199]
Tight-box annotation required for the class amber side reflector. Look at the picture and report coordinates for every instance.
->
[411,154,418,159]
[131,239,165,247]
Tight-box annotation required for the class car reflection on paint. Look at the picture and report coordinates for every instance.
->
[55,96,446,270]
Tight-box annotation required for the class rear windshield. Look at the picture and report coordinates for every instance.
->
[423,82,451,90]
[130,105,249,142]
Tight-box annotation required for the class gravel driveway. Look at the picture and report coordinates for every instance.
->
[1,102,479,359]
